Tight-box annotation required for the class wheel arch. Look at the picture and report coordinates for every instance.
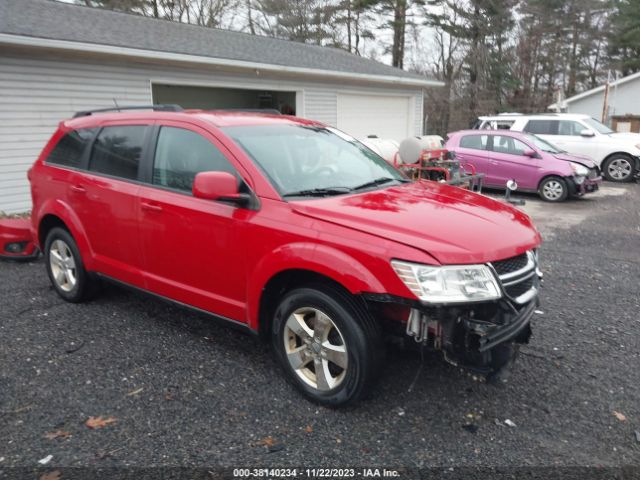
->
[256,269,356,340]
[247,243,385,334]
[34,200,94,269]
[537,173,568,191]
[602,151,638,169]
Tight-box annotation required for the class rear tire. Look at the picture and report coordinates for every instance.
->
[44,227,96,303]
[602,154,634,182]
[538,176,568,202]
[271,284,383,407]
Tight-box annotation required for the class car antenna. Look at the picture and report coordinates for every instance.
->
[112,98,121,112]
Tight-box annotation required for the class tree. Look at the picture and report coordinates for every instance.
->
[608,0,640,75]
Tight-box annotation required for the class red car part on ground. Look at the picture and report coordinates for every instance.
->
[0,217,38,260]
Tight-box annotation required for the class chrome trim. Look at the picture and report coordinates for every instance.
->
[492,250,540,306]
[501,269,537,287]
[513,286,538,305]
[497,251,536,281]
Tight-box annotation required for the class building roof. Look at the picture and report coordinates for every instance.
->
[549,71,640,110]
[0,0,441,88]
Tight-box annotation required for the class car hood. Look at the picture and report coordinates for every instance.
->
[552,152,598,168]
[292,182,542,265]
[608,132,640,143]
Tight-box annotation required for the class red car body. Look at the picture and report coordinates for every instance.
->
[29,109,542,404]
[0,217,38,260]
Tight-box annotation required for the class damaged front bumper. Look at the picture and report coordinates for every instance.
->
[568,166,602,196]
[367,251,542,377]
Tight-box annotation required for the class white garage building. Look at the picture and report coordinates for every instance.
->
[0,0,440,214]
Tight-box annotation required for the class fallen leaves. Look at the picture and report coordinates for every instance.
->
[253,436,284,453]
[257,436,276,447]
[44,430,71,440]
[613,411,627,422]
[85,416,117,429]
[39,471,61,480]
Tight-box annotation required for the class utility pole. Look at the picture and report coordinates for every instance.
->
[601,71,611,124]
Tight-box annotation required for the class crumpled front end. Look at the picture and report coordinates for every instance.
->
[569,167,602,196]
[368,250,542,379]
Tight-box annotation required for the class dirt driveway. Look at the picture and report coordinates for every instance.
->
[0,183,638,479]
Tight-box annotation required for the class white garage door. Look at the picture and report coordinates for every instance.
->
[337,93,413,142]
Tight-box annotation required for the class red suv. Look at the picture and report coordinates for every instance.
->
[29,106,542,406]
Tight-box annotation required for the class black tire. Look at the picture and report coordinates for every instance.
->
[538,176,568,202]
[44,227,96,303]
[602,154,635,183]
[271,284,384,407]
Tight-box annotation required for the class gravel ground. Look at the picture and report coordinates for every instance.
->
[0,183,639,478]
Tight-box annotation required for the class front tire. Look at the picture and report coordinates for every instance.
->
[44,227,95,303]
[271,285,383,407]
[538,176,568,202]
[602,154,634,182]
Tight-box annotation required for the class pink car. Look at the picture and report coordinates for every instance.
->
[446,130,602,202]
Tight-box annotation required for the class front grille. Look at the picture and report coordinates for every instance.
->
[505,276,534,298]
[492,253,528,276]
[491,251,538,305]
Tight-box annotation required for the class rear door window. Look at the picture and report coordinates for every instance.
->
[523,120,558,135]
[46,128,97,169]
[88,126,147,181]
[152,126,237,193]
[460,134,488,150]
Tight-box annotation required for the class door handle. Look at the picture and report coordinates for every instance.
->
[70,185,86,194]
[141,202,163,213]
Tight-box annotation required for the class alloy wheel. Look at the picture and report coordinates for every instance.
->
[283,307,348,391]
[607,158,632,181]
[542,180,564,201]
[49,239,77,292]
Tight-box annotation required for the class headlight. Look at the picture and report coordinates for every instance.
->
[391,260,502,303]
[570,162,589,176]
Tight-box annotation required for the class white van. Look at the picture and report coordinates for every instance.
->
[473,113,640,182]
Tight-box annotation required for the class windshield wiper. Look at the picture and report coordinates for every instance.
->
[283,186,352,198]
[352,177,405,191]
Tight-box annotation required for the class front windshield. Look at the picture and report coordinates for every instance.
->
[583,117,614,134]
[525,134,563,153]
[222,124,406,198]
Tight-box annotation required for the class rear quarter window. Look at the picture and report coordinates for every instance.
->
[46,128,97,168]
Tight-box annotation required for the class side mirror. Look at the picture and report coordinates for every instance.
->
[193,171,251,207]
[523,149,537,158]
[580,129,595,137]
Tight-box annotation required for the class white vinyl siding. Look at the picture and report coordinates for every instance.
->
[0,50,425,213]
[566,78,640,120]
[304,89,338,127]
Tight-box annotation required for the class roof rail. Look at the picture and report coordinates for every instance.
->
[216,108,282,115]
[73,104,183,118]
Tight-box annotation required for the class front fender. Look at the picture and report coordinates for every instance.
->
[33,199,95,270]
[246,242,385,330]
